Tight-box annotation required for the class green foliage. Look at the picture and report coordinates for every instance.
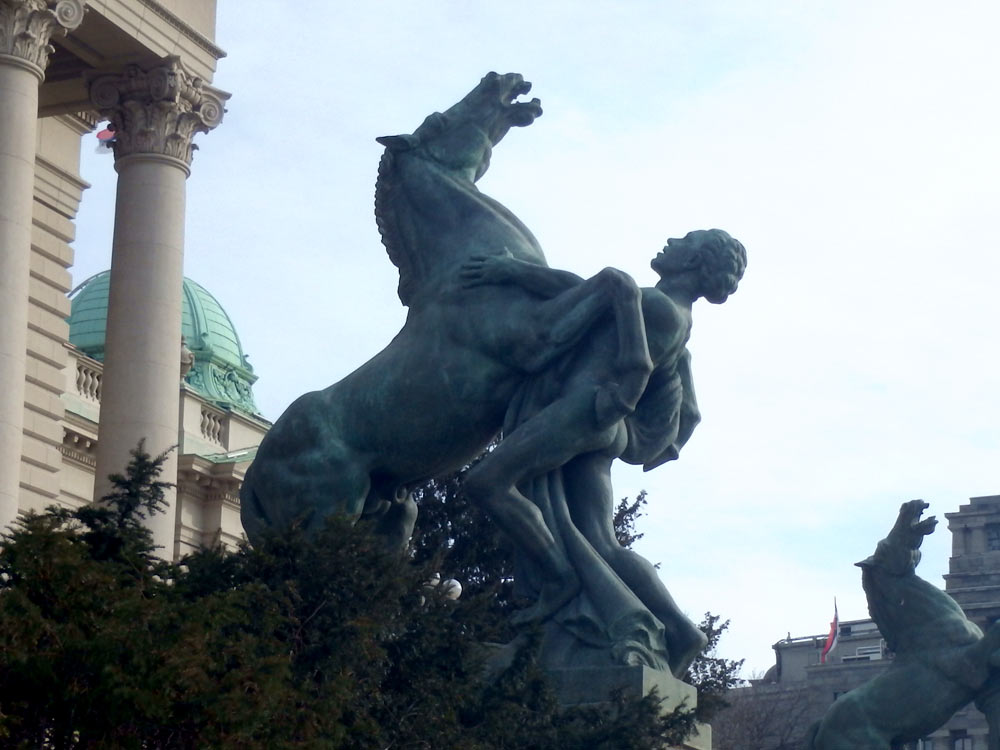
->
[0,444,740,748]
[613,490,648,548]
[685,613,746,723]
[0,443,179,747]
[409,467,518,643]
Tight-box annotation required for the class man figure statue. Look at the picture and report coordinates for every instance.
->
[461,229,746,675]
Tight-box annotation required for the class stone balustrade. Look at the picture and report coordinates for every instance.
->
[75,357,102,402]
[199,406,226,445]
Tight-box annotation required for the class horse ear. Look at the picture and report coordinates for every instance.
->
[376,134,418,151]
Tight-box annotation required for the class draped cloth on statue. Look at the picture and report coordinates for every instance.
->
[502,365,673,672]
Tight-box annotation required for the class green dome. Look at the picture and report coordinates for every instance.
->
[68,271,260,416]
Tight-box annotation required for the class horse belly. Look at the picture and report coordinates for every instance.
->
[433,287,554,372]
[332,331,515,481]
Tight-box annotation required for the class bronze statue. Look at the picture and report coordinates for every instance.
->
[461,230,744,675]
[242,73,656,552]
[808,501,1000,749]
[241,73,745,677]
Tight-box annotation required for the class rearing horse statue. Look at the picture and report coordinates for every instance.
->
[808,501,1000,749]
[240,73,652,552]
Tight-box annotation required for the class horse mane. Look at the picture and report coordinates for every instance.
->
[374,150,418,306]
[374,114,453,307]
[374,109,545,307]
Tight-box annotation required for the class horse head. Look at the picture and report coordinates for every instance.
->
[377,72,542,183]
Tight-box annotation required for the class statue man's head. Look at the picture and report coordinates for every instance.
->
[651,228,746,304]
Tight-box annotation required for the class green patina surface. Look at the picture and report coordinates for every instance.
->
[68,271,261,417]
[240,73,745,684]
[809,501,1000,749]
[199,447,259,464]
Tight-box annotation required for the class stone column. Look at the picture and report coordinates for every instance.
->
[90,58,227,556]
[0,0,85,530]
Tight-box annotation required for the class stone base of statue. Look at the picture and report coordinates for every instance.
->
[548,665,711,749]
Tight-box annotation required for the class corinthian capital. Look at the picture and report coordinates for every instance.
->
[89,56,230,166]
[0,0,86,74]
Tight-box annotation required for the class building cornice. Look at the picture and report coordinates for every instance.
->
[139,0,226,61]
[62,426,97,468]
[58,110,97,133]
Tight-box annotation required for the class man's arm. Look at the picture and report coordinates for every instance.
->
[460,252,583,299]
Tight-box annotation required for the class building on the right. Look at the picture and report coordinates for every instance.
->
[713,495,1000,750]
[944,495,1000,631]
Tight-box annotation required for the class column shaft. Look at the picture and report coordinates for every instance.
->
[89,57,228,558]
[0,60,41,529]
[94,154,188,554]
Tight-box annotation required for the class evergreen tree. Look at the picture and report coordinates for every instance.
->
[683,613,746,724]
[0,444,739,748]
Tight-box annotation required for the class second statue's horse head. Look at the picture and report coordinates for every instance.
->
[808,501,1000,749]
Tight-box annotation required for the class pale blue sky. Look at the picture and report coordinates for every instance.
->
[71,0,1000,675]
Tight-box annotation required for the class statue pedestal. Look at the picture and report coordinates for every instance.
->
[548,665,711,749]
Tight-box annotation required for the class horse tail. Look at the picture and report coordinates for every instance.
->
[239,462,269,545]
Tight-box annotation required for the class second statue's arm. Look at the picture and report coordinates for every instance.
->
[459,251,583,298]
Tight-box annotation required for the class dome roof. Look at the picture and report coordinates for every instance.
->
[68,271,260,416]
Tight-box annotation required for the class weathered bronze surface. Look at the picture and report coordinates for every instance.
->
[241,73,745,676]
[808,501,1000,748]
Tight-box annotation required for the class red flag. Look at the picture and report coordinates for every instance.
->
[821,598,839,664]
[95,124,116,155]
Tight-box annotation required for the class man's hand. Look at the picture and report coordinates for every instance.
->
[459,250,516,288]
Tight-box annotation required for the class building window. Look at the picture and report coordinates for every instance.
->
[987,524,1000,551]
[951,732,972,750]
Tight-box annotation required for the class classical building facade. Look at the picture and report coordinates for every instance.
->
[64,270,269,557]
[0,0,265,558]
[714,495,1000,750]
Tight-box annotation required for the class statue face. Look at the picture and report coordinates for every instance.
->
[651,230,744,303]
[650,235,695,277]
